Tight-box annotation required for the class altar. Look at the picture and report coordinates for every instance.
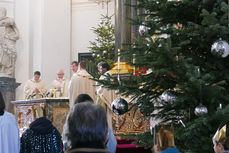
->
[11,98,69,135]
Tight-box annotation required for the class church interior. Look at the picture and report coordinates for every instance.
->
[1,0,229,153]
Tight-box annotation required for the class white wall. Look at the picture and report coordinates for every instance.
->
[1,0,113,100]
[71,0,114,62]
[13,0,71,100]
[42,0,71,87]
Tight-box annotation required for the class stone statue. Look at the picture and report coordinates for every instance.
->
[0,8,19,77]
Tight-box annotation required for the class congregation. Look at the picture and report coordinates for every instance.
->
[1,60,117,153]
[1,60,229,153]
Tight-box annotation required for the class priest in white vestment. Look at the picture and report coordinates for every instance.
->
[71,61,78,77]
[96,62,116,129]
[24,71,47,99]
[68,61,96,108]
[49,69,69,97]
[0,91,20,153]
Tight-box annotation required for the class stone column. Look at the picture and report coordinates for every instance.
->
[0,77,20,113]
[115,0,132,61]
[131,0,138,43]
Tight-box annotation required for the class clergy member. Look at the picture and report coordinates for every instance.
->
[49,69,69,97]
[96,62,115,129]
[71,61,78,76]
[24,71,47,99]
[68,61,96,108]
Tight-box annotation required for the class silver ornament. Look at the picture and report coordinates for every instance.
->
[103,50,108,54]
[138,23,150,35]
[194,103,208,116]
[92,53,96,57]
[97,54,100,57]
[111,97,128,115]
[160,91,175,105]
[211,38,229,58]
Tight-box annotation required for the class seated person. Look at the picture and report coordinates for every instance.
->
[49,69,69,97]
[63,102,109,153]
[213,124,229,153]
[24,71,47,99]
[66,93,117,153]
[20,107,63,153]
[153,125,179,153]
[0,91,20,153]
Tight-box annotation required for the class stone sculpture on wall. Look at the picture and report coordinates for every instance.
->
[0,8,19,77]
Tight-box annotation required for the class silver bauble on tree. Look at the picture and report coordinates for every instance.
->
[160,91,175,105]
[194,103,208,116]
[211,38,229,58]
[103,50,108,54]
[97,54,100,57]
[111,97,128,115]
[138,23,150,35]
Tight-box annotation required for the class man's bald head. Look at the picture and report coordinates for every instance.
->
[57,69,65,79]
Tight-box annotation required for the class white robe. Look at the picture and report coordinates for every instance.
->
[49,77,69,97]
[24,79,47,99]
[68,70,96,108]
[0,111,20,153]
[96,71,116,129]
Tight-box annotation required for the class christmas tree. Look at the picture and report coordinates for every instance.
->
[97,0,229,153]
[89,14,115,70]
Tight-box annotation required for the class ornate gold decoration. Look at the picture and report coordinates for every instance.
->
[52,107,69,134]
[118,114,127,131]
[132,108,143,129]
[110,62,134,74]
[112,107,149,134]
[32,103,46,119]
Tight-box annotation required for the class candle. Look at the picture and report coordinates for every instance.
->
[117,49,120,72]
[133,54,136,75]
[197,67,200,78]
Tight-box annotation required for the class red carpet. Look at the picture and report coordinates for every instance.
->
[116,137,152,153]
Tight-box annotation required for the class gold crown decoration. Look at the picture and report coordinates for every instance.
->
[213,125,226,143]
[157,124,175,150]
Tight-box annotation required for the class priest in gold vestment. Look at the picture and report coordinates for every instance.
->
[49,69,69,97]
[24,71,47,99]
[68,61,96,108]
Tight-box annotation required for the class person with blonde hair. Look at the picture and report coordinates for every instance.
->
[153,125,179,153]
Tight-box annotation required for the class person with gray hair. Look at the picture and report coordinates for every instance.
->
[63,102,109,153]
[49,69,69,97]
[69,94,117,153]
